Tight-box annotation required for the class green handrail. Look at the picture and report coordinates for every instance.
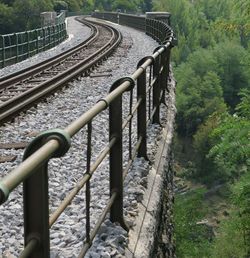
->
[0,12,67,69]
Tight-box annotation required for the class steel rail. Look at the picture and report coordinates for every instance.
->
[0,20,122,124]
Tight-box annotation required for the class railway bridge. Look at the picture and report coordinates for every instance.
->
[0,12,176,258]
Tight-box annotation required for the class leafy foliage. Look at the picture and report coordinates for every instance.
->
[111,0,138,12]
[235,89,250,119]
[211,172,250,257]
[53,1,68,12]
[0,3,14,34]
[212,42,250,108]
[208,115,250,180]
[174,188,212,257]
[193,111,226,184]
[0,0,55,32]
[175,48,226,136]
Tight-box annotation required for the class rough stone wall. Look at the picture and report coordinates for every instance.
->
[153,155,176,258]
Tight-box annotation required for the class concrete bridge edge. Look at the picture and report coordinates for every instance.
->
[126,73,176,258]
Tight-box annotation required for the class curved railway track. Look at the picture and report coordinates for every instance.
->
[0,17,122,125]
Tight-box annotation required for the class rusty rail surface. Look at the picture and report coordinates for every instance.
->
[0,18,122,124]
[0,14,175,257]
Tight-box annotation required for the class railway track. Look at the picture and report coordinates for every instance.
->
[0,17,122,125]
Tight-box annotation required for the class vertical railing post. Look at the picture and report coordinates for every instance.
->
[36,29,39,54]
[137,57,152,158]
[64,23,66,39]
[109,78,131,231]
[157,21,160,43]
[58,24,61,42]
[48,27,51,49]
[1,35,5,68]
[27,31,30,57]
[53,25,56,47]
[42,28,46,50]
[152,50,161,124]
[159,46,169,104]
[15,33,18,63]
[22,129,70,258]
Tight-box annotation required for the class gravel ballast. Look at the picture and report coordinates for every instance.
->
[0,17,166,258]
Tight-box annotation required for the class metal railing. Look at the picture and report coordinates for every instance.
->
[0,14,175,257]
[0,12,67,68]
[92,12,173,44]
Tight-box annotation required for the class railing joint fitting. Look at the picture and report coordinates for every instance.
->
[0,182,9,205]
[26,233,41,248]
[23,129,71,160]
[109,76,135,93]
[137,56,155,68]
[154,45,167,54]
[97,98,109,109]
[169,37,178,48]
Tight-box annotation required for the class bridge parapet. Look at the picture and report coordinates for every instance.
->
[146,12,171,26]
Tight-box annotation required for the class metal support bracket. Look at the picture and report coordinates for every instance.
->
[0,182,9,204]
[23,128,71,159]
[22,128,71,258]
[109,76,135,93]
[109,80,130,231]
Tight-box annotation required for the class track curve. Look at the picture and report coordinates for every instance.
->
[0,18,122,125]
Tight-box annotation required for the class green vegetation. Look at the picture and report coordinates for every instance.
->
[152,0,249,256]
[0,0,151,34]
[212,172,250,257]
[174,188,212,257]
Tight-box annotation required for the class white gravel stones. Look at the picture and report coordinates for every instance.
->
[0,18,164,257]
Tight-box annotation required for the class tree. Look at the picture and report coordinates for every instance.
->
[64,0,82,11]
[12,0,53,31]
[193,0,233,21]
[53,1,68,12]
[174,188,211,257]
[211,172,250,257]
[213,42,250,109]
[175,48,225,136]
[235,89,250,119]
[140,0,152,12]
[208,114,250,179]
[0,3,14,34]
[82,0,94,13]
[111,0,139,12]
[193,110,226,183]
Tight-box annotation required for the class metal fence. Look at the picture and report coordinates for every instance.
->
[0,14,175,257]
[92,12,173,44]
[0,12,67,68]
